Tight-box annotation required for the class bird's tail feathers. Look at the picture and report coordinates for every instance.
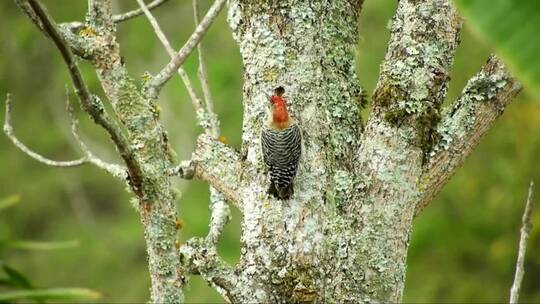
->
[268,182,294,200]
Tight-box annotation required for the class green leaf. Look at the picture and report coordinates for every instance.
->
[0,194,21,211]
[0,240,80,251]
[0,288,101,302]
[1,264,33,289]
[454,0,540,96]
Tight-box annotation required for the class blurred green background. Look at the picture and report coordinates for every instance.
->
[0,1,539,303]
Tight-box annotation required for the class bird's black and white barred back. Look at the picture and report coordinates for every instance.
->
[261,123,302,199]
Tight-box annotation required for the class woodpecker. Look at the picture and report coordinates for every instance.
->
[261,87,302,200]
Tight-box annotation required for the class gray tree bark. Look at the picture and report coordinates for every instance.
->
[186,0,520,302]
[8,0,521,303]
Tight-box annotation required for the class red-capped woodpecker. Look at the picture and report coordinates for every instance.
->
[261,87,302,200]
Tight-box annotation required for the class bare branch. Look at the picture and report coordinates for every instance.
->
[138,1,230,241]
[138,0,231,243]
[148,0,227,95]
[64,0,171,33]
[135,0,210,132]
[21,0,142,190]
[3,91,127,180]
[193,0,220,138]
[114,0,171,23]
[3,94,87,168]
[510,181,535,304]
[416,56,521,216]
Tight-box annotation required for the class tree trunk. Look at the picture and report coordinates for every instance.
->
[225,0,412,302]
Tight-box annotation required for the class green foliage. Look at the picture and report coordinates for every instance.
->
[0,288,101,302]
[0,195,20,212]
[0,0,538,303]
[0,196,100,303]
[0,240,79,251]
[1,263,33,289]
[454,0,540,96]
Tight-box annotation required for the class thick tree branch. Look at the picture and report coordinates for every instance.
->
[148,0,226,96]
[84,1,186,302]
[87,0,114,31]
[206,189,231,245]
[3,94,86,168]
[368,0,461,151]
[191,135,243,210]
[416,56,521,216]
[509,181,535,304]
[180,238,241,302]
[17,2,184,301]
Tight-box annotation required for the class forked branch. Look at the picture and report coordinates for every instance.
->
[20,0,142,190]
[180,238,241,302]
[148,0,227,95]
[3,94,86,168]
[416,56,521,216]
[135,0,217,133]
[4,92,126,182]
[138,0,230,246]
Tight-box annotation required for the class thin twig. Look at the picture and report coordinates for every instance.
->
[22,0,142,189]
[148,0,226,95]
[193,0,220,138]
[509,181,535,304]
[63,0,171,33]
[192,0,228,246]
[114,0,171,23]
[135,0,207,130]
[3,94,87,168]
